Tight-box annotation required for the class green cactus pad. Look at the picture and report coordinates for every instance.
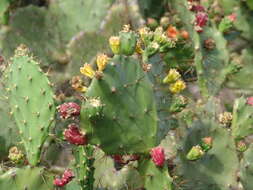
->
[239,144,253,190]
[147,55,176,142]
[231,97,253,139]
[49,0,114,43]
[0,166,54,189]
[93,148,143,190]
[0,5,65,65]
[138,159,173,190]
[6,47,56,165]
[0,81,20,160]
[176,120,239,189]
[81,55,157,154]
[73,145,95,189]
[0,0,10,24]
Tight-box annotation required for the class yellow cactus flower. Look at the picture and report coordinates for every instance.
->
[169,80,186,94]
[135,40,143,54]
[96,54,109,71]
[163,69,181,84]
[80,63,95,79]
[109,36,120,54]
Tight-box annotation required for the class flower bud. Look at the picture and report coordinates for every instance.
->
[8,146,24,164]
[200,137,213,152]
[218,112,233,125]
[186,145,204,161]
[236,140,248,152]
[163,69,181,84]
[96,54,109,72]
[109,36,120,54]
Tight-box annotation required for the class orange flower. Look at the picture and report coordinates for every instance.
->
[180,30,189,40]
[166,26,179,39]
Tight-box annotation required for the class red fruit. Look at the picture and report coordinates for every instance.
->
[247,97,253,106]
[64,124,87,145]
[150,146,165,167]
[62,169,74,180]
[54,178,64,187]
[57,102,80,119]
[227,13,237,22]
[195,12,208,27]
[54,169,74,187]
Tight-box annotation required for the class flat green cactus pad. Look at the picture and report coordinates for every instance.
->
[0,166,54,190]
[81,55,157,154]
[231,97,253,139]
[176,120,239,190]
[6,48,56,165]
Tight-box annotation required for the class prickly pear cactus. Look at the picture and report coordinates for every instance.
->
[5,45,56,165]
[171,0,235,97]
[81,55,157,154]
[240,144,253,190]
[231,97,253,139]
[0,166,54,189]
[176,120,239,190]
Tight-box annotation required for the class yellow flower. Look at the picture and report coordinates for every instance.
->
[80,63,95,79]
[163,69,181,84]
[96,54,109,71]
[135,40,143,54]
[169,80,186,94]
[109,36,120,54]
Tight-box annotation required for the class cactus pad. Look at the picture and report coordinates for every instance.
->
[5,46,56,165]
[81,55,157,154]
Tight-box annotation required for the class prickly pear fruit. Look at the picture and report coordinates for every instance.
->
[64,124,87,145]
[150,147,165,167]
[54,169,74,187]
[57,102,80,119]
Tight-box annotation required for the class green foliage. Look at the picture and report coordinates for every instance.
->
[5,47,56,165]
